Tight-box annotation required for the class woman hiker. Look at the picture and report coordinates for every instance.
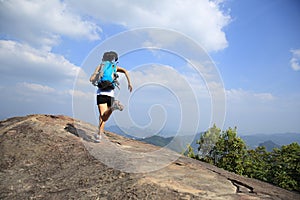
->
[90,51,133,142]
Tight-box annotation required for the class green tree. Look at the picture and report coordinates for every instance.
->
[193,124,300,192]
[243,146,270,181]
[268,143,300,191]
[197,124,221,164]
[213,127,247,175]
[184,144,196,159]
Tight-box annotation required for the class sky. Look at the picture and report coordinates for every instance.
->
[0,0,299,136]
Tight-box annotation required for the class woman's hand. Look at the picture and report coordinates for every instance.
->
[128,84,133,92]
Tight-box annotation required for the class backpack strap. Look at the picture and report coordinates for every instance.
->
[98,61,106,78]
[90,63,104,86]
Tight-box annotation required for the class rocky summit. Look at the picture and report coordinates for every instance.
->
[0,114,299,200]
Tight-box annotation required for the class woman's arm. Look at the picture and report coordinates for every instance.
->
[117,67,133,92]
[89,64,102,82]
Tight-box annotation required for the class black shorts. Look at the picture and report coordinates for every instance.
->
[97,95,114,107]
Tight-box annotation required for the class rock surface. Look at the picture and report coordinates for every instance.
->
[0,114,299,200]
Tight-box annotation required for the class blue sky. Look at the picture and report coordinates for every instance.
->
[0,0,299,136]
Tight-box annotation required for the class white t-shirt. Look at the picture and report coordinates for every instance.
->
[97,88,114,97]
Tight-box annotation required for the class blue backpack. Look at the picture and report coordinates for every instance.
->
[93,61,119,91]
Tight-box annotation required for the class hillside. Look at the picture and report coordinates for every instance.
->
[1,115,299,200]
[258,140,281,152]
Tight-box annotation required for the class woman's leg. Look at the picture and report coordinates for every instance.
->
[95,96,123,141]
[98,103,113,134]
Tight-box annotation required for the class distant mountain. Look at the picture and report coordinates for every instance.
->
[107,125,300,153]
[138,133,202,154]
[241,133,300,149]
[258,140,281,152]
[106,125,139,139]
[106,125,167,140]
[138,135,173,147]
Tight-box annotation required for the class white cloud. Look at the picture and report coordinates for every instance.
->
[0,40,80,86]
[66,0,231,52]
[19,82,56,94]
[0,82,73,119]
[127,64,213,100]
[290,49,300,71]
[70,89,94,100]
[0,39,84,119]
[0,0,231,124]
[226,89,275,102]
[11,82,72,104]
[110,63,223,133]
[0,0,101,50]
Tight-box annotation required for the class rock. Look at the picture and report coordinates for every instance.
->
[0,114,299,200]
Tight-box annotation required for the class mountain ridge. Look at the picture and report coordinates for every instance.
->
[108,126,299,152]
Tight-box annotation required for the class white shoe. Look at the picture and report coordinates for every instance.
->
[94,133,102,143]
[111,100,124,111]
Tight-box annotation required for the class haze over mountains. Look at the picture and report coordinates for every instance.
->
[107,125,300,152]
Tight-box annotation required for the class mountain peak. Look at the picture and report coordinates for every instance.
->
[1,114,299,199]
[259,140,281,152]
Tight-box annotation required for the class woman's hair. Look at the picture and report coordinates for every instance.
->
[102,51,118,62]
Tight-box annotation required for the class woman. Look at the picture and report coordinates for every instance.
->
[90,51,132,142]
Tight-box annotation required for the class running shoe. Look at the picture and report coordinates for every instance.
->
[111,100,124,111]
[94,133,102,143]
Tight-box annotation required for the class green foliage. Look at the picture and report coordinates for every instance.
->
[193,125,300,192]
[243,146,270,181]
[184,144,197,159]
[213,127,247,175]
[267,143,300,191]
[197,124,220,163]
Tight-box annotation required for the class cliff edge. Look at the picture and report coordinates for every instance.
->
[0,114,299,200]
